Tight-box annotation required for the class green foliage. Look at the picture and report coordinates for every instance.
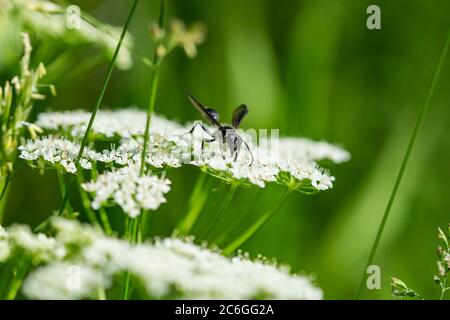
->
[391,225,450,300]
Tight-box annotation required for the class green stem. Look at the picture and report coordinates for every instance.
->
[56,170,73,212]
[203,182,238,240]
[139,0,167,176]
[140,210,149,241]
[97,285,106,300]
[130,217,139,243]
[75,173,101,229]
[176,172,210,235]
[99,208,113,236]
[6,259,29,300]
[0,161,22,204]
[57,0,140,215]
[356,30,450,299]
[0,262,14,298]
[223,188,292,256]
[214,189,263,245]
[440,279,447,300]
[121,216,138,300]
[0,174,8,224]
[56,170,66,196]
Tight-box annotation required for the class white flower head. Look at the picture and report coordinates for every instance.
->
[9,0,134,70]
[20,218,322,300]
[22,262,108,300]
[36,109,183,140]
[6,224,66,262]
[18,136,96,173]
[82,165,171,218]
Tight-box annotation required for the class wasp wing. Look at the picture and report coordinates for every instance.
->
[232,104,248,128]
[185,91,221,127]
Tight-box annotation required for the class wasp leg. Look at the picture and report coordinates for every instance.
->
[200,137,216,160]
[187,122,213,136]
[177,122,213,138]
[241,139,254,166]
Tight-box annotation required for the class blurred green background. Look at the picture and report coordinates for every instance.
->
[1,0,450,299]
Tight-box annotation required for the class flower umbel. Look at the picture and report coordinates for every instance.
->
[81,165,171,218]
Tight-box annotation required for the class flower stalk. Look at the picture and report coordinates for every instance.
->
[203,182,238,240]
[223,187,293,255]
[177,172,211,235]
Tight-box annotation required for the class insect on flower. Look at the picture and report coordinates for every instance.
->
[184,91,254,166]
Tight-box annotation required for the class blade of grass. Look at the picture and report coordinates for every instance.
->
[57,0,139,215]
[356,30,450,299]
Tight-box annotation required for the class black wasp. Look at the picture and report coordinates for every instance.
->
[184,91,254,166]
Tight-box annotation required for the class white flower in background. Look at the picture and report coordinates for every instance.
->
[22,262,107,300]
[133,238,322,299]
[36,109,183,140]
[5,225,65,262]
[81,165,171,218]
[276,137,351,164]
[0,240,10,262]
[51,217,101,247]
[18,137,96,173]
[19,218,322,300]
[5,0,133,69]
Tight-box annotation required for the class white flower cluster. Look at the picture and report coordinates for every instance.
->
[18,136,95,173]
[23,262,107,300]
[81,165,171,218]
[18,135,183,174]
[276,137,351,164]
[97,137,183,168]
[6,0,133,69]
[19,218,322,300]
[0,224,65,263]
[24,109,350,191]
[189,136,340,190]
[36,109,183,140]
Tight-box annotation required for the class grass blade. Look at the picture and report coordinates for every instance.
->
[356,30,450,299]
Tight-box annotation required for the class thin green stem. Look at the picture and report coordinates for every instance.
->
[214,189,263,245]
[56,171,66,196]
[176,172,210,235]
[440,279,447,300]
[356,30,450,299]
[6,259,29,300]
[121,216,138,300]
[99,208,113,236]
[0,162,24,223]
[203,182,238,240]
[97,285,106,300]
[139,0,167,176]
[57,0,139,215]
[0,174,8,224]
[223,188,293,256]
[56,170,72,212]
[0,162,23,200]
[76,173,101,229]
